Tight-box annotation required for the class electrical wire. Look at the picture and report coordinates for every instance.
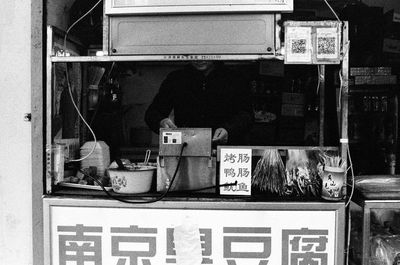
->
[346,208,352,265]
[317,65,321,94]
[344,147,355,265]
[322,0,341,23]
[172,181,238,193]
[338,70,343,110]
[77,143,238,203]
[65,65,98,162]
[338,40,350,112]
[79,142,188,204]
[63,0,103,53]
[61,0,102,162]
[345,147,355,208]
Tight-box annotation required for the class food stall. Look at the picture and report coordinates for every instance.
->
[44,1,350,264]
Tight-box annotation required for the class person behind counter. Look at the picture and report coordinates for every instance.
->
[145,61,254,145]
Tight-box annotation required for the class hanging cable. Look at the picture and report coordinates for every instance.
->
[345,147,355,208]
[60,0,103,162]
[63,0,103,54]
[79,142,188,204]
[317,65,321,94]
[346,207,352,265]
[338,70,343,111]
[65,64,98,162]
[322,0,341,23]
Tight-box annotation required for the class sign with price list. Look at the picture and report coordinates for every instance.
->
[219,148,252,196]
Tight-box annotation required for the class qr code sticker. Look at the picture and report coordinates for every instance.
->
[317,37,336,55]
[291,39,307,54]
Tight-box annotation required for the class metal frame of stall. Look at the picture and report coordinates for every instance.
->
[45,21,350,192]
[45,16,350,265]
[353,198,400,265]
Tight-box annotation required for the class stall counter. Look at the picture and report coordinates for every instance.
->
[43,195,345,265]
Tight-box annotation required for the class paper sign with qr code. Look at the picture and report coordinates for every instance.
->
[286,27,312,63]
[316,27,339,59]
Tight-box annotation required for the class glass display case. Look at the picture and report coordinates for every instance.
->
[351,175,400,265]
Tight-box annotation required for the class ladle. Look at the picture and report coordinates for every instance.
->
[115,158,126,170]
[144,149,151,165]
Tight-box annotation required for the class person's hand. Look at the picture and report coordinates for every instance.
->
[160,118,177,129]
[212,128,228,144]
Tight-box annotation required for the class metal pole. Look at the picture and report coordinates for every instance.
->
[319,65,325,146]
[341,22,349,169]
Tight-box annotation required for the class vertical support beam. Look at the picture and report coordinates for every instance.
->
[81,63,88,143]
[341,22,349,168]
[362,204,371,265]
[275,13,281,56]
[319,65,325,146]
[32,0,44,263]
[46,26,54,194]
[103,4,109,55]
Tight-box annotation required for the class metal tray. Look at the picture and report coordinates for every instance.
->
[58,182,113,191]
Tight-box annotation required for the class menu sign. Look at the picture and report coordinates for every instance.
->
[219,148,252,196]
[47,206,337,265]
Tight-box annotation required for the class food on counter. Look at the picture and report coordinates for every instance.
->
[284,149,323,197]
[371,235,400,265]
[108,159,157,194]
[108,159,157,170]
[252,149,287,196]
[251,149,327,197]
[63,166,111,187]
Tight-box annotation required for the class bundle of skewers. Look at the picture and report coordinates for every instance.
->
[252,149,287,196]
[321,153,346,169]
[284,149,323,197]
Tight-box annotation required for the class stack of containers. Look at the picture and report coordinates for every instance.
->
[80,141,110,176]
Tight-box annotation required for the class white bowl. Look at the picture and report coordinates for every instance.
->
[108,166,156,194]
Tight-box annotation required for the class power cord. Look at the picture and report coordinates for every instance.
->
[344,147,355,265]
[63,0,103,53]
[77,142,239,202]
[172,181,238,193]
[78,142,188,204]
[61,0,103,163]
[65,67,98,162]
[345,147,355,208]
[322,0,342,23]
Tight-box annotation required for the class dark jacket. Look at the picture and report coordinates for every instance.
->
[145,64,253,144]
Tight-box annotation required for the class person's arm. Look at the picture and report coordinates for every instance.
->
[221,74,254,144]
[145,73,176,134]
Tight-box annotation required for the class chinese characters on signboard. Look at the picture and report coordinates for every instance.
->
[57,225,328,265]
[50,208,336,265]
[220,149,252,196]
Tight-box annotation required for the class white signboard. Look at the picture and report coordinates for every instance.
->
[219,148,252,196]
[48,206,336,265]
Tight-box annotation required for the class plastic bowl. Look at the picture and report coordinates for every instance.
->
[108,166,156,194]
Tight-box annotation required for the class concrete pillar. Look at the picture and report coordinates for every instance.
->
[0,0,43,264]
